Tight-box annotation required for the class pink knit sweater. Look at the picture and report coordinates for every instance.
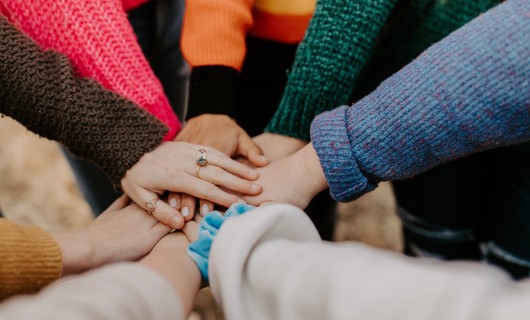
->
[1,0,180,140]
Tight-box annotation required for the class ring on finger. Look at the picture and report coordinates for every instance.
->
[197,148,208,166]
[196,165,202,179]
[145,197,160,215]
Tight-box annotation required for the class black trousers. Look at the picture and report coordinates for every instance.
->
[395,147,530,279]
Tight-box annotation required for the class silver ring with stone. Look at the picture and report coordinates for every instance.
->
[197,148,208,166]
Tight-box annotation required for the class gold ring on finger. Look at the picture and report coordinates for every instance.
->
[145,197,160,215]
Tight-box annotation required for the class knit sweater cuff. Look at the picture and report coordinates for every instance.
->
[186,66,240,120]
[310,106,377,202]
[0,219,62,300]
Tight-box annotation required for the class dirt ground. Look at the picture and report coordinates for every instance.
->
[0,116,402,319]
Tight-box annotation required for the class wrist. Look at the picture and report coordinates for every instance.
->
[297,143,328,198]
[254,133,308,162]
[140,234,201,314]
[50,232,96,276]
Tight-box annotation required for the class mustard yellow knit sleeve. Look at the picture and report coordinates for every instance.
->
[0,219,62,300]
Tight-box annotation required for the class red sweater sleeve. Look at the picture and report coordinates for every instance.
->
[1,0,180,140]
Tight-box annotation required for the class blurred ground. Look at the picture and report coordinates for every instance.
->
[0,116,402,319]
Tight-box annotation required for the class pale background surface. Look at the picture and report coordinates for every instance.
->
[0,116,402,319]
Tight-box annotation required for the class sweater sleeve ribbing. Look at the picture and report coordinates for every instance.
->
[265,0,398,141]
[0,0,180,140]
[181,0,253,70]
[0,16,167,187]
[310,0,530,202]
[0,219,62,300]
[181,0,253,120]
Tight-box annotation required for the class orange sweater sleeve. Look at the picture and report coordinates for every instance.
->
[0,219,62,300]
[181,0,254,70]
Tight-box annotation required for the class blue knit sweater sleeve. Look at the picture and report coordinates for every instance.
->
[310,0,530,202]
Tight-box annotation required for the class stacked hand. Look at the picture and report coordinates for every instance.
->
[121,141,262,229]
[242,143,328,209]
[119,114,321,231]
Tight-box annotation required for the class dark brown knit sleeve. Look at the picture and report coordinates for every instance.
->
[0,16,168,187]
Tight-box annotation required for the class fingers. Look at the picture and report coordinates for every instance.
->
[167,192,181,211]
[179,174,246,208]
[238,133,269,167]
[195,164,262,196]
[199,199,213,216]
[121,179,184,230]
[182,219,200,243]
[180,193,196,221]
[204,146,260,181]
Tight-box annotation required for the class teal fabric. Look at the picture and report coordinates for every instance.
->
[187,203,256,282]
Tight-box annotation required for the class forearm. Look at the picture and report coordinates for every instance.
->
[140,234,201,315]
[266,0,397,140]
[49,233,94,276]
[0,16,167,186]
[1,0,180,139]
[311,0,530,201]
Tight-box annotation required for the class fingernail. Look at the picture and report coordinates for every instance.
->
[237,198,247,204]
[251,183,261,192]
[250,169,259,176]
[181,207,190,217]
[172,216,182,229]
[169,198,178,208]
[201,204,210,216]
[259,155,269,163]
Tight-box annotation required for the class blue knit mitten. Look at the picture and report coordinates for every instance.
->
[187,203,255,282]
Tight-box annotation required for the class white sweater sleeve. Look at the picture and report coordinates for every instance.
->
[0,263,185,320]
[209,204,530,320]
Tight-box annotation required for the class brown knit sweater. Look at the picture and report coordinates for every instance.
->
[0,15,168,186]
[0,219,61,300]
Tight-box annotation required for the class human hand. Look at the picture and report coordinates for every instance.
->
[253,133,307,162]
[51,195,171,275]
[121,142,262,229]
[174,114,269,221]
[173,115,268,218]
[176,114,269,166]
[243,143,328,208]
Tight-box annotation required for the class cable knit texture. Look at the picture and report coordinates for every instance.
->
[0,0,180,140]
[266,0,501,141]
[0,16,167,186]
[0,219,61,300]
[310,0,530,202]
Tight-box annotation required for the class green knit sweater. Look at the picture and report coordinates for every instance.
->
[266,0,502,141]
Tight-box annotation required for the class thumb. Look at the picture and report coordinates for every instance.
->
[238,133,269,167]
